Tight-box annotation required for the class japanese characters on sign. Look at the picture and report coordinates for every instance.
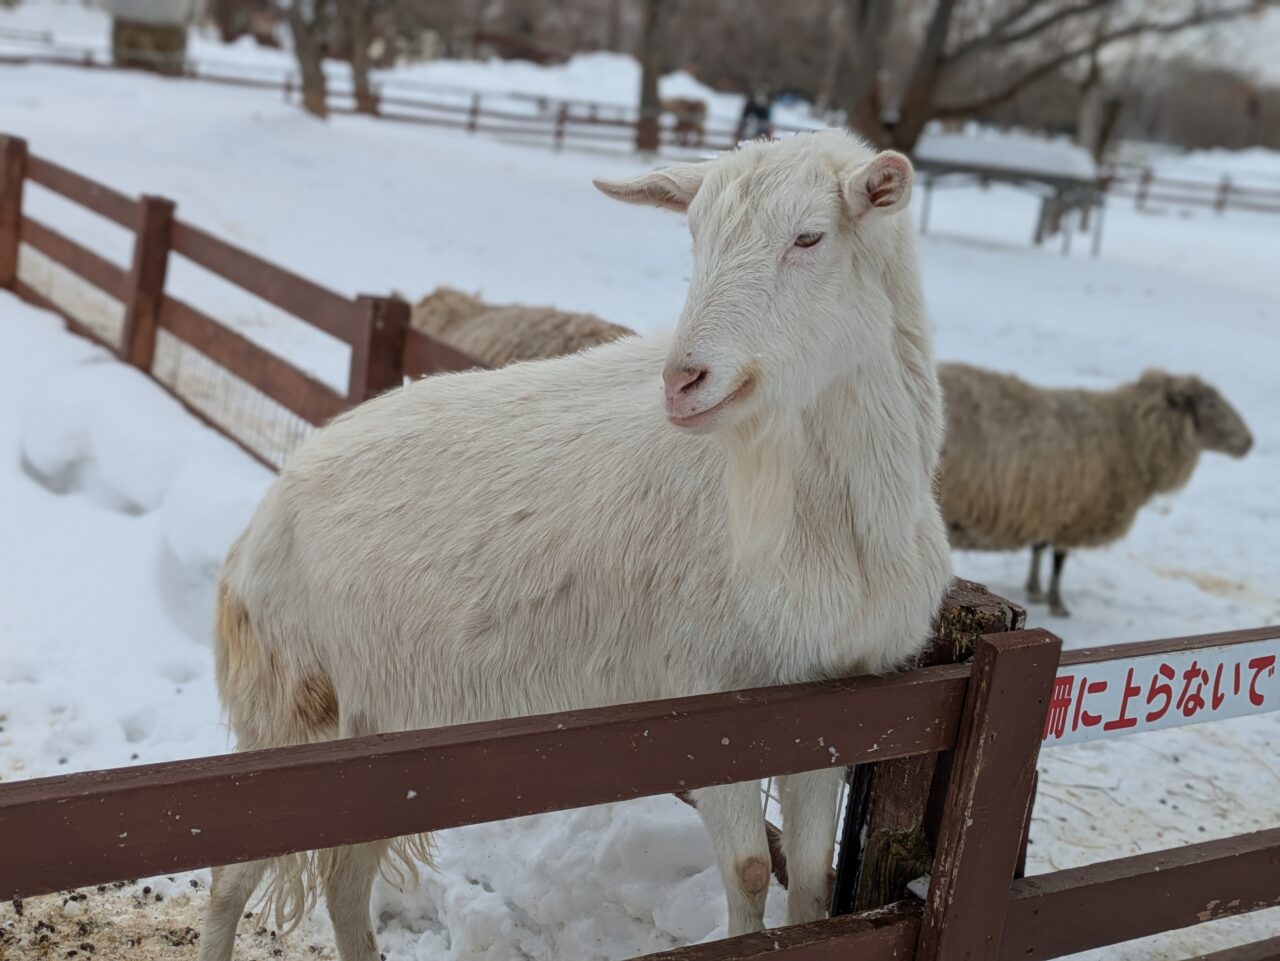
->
[1042,639,1280,747]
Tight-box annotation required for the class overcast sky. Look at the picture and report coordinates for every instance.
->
[1183,7,1280,83]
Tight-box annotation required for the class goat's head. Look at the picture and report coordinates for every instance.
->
[595,131,915,434]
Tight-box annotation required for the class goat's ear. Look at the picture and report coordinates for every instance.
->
[843,151,913,217]
[593,163,708,212]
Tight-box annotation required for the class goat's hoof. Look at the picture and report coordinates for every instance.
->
[1049,603,1071,618]
[1026,587,1046,603]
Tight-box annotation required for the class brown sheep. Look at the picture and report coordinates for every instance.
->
[939,364,1252,616]
[408,286,634,367]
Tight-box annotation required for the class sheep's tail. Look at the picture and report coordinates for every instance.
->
[214,576,435,934]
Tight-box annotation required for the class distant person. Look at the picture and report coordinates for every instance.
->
[737,85,773,141]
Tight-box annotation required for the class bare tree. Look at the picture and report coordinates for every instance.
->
[814,0,846,115]
[337,0,377,113]
[844,0,1272,153]
[635,0,673,151]
[289,0,330,118]
[839,0,896,142]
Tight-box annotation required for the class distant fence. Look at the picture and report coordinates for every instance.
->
[9,26,1280,216]
[1104,163,1280,216]
[0,133,480,468]
[0,32,801,154]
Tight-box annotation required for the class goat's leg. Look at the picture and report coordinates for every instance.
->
[321,841,387,961]
[692,781,772,936]
[777,767,841,925]
[198,860,268,961]
[1026,542,1047,602]
[1048,548,1071,617]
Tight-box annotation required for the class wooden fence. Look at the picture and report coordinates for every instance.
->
[1104,164,1280,216]
[0,38,792,154]
[8,36,1280,219]
[1,619,1277,961]
[0,133,480,469]
[2,135,1279,961]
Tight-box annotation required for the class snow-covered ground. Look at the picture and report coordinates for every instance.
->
[2,4,1279,959]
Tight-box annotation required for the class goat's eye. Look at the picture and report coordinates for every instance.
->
[794,231,824,249]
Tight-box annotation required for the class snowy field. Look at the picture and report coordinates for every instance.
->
[2,6,1279,960]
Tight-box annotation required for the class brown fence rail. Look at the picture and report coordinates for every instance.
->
[0,132,483,468]
[1,621,1276,961]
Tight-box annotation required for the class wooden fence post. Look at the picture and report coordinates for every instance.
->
[636,113,660,153]
[1215,174,1232,215]
[916,629,1062,961]
[467,92,482,133]
[347,294,408,404]
[119,194,175,371]
[553,103,569,152]
[0,135,27,289]
[831,579,1027,915]
[1136,167,1152,210]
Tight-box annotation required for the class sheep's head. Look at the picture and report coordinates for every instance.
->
[594,131,916,435]
[1145,370,1253,458]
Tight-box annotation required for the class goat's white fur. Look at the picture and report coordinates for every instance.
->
[199,131,952,961]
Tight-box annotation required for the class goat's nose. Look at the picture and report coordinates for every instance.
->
[663,364,709,400]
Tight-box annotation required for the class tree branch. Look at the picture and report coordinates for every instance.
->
[947,0,1095,64]
[936,2,1266,118]
[950,0,1113,64]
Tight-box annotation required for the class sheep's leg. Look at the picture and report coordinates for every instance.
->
[777,767,841,925]
[1026,543,1047,602]
[198,860,268,961]
[692,781,772,936]
[321,841,387,961]
[1048,548,1071,617]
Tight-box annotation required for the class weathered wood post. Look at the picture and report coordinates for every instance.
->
[918,173,934,236]
[1091,192,1107,258]
[831,579,1028,915]
[1136,167,1152,210]
[348,294,408,404]
[467,93,482,134]
[1215,174,1232,215]
[916,629,1061,961]
[0,135,27,290]
[553,103,569,152]
[119,194,175,370]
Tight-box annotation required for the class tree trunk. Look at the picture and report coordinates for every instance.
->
[289,0,329,119]
[890,0,959,153]
[607,0,625,51]
[840,0,893,146]
[814,0,846,117]
[1075,47,1105,159]
[1093,95,1125,163]
[211,0,243,43]
[339,0,376,114]
[635,0,670,152]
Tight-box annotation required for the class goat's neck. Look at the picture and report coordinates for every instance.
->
[800,324,941,565]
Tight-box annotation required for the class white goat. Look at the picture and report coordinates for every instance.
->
[198,131,952,961]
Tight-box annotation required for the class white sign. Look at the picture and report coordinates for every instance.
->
[1042,639,1280,747]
